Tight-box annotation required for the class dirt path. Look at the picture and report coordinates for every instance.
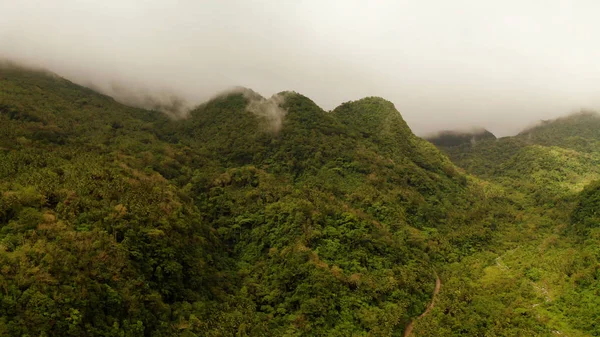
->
[403,273,441,337]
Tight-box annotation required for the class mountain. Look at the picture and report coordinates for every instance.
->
[423,111,600,336]
[0,66,503,336]
[426,128,496,147]
[1,64,220,336]
[431,113,600,199]
[518,111,600,153]
[5,64,600,337]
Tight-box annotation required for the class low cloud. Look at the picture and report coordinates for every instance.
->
[246,94,287,133]
[3,1,600,136]
[107,82,190,118]
[221,87,288,132]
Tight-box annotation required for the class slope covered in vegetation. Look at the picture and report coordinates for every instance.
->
[425,129,496,148]
[519,111,600,152]
[0,66,507,336]
[4,65,600,337]
[421,112,600,336]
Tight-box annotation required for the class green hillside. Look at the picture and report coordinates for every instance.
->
[519,111,600,153]
[3,64,600,336]
[0,66,508,336]
[422,112,600,336]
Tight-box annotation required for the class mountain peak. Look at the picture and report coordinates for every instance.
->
[426,128,497,147]
[333,96,412,139]
[519,110,600,136]
[515,110,600,152]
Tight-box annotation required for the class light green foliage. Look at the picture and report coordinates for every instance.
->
[422,112,600,336]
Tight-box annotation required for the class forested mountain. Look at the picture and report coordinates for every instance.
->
[1,65,599,336]
[423,112,600,336]
[0,65,506,336]
[426,129,496,148]
[519,111,600,152]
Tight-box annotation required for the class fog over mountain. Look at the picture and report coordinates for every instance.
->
[2,0,600,136]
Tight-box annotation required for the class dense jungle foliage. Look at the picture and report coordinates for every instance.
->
[424,112,600,336]
[1,65,599,336]
[0,66,501,336]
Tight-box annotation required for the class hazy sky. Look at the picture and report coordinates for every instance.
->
[2,0,600,136]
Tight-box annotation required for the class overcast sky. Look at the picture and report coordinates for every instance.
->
[2,0,600,136]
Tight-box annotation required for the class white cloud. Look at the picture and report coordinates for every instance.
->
[2,0,600,136]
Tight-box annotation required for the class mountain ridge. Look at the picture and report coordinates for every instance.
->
[0,66,498,336]
[3,65,600,336]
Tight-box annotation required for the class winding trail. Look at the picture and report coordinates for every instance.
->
[403,273,441,337]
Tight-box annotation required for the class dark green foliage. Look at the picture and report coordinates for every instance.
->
[0,66,500,336]
[5,64,600,336]
[572,181,600,232]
